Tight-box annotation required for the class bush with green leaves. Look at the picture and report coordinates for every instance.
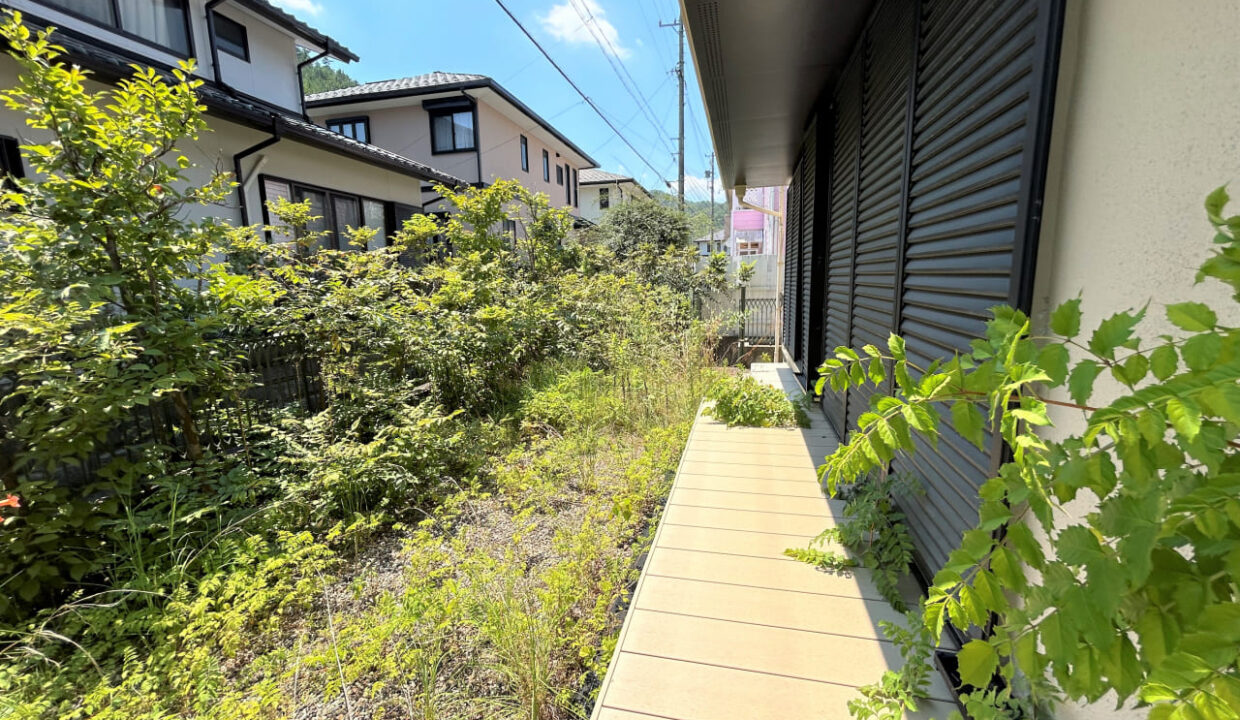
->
[705,374,810,428]
[816,188,1240,718]
[786,471,919,611]
[0,13,237,615]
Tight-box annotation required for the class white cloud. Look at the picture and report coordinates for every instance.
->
[541,0,631,60]
[270,0,323,17]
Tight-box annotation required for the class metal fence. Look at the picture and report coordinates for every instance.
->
[739,290,777,346]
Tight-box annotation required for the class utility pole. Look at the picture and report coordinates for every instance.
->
[661,18,685,211]
[706,152,715,234]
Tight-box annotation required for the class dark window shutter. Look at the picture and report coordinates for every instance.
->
[797,124,817,376]
[805,0,1062,576]
[782,169,802,363]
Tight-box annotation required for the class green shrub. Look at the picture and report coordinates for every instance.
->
[705,375,810,427]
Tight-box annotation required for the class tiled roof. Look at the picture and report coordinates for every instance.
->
[579,168,635,184]
[36,24,464,187]
[236,0,357,62]
[306,72,489,102]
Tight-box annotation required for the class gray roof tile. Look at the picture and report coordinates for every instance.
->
[306,72,488,102]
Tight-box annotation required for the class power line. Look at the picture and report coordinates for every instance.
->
[492,0,670,184]
[568,0,673,156]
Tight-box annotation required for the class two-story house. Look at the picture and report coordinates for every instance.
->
[305,72,597,227]
[0,0,464,250]
[577,168,649,223]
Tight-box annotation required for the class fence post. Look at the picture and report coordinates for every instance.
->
[740,286,748,344]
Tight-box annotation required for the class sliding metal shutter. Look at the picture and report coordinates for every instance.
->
[848,0,917,433]
[783,163,803,367]
[810,0,1062,575]
[892,0,1060,574]
[798,125,817,378]
[821,58,862,437]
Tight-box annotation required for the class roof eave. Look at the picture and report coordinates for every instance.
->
[233,0,358,62]
[307,77,598,169]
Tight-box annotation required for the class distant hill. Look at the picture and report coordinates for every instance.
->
[650,189,728,239]
[297,49,359,96]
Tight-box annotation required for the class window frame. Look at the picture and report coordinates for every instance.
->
[542,150,550,182]
[572,168,578,207]
[556,165,564,186]
[326,116,371,144]
[258,174,395,251]
[519,135,529,173]
[599,187,610,210]
[39,0,195,58]
[212,11,249,61]
[427,107,478,155]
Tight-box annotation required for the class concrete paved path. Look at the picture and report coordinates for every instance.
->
[591,363,958,720]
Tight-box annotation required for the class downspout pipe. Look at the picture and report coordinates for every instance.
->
[297,43,332,119]
[234,119,282,226]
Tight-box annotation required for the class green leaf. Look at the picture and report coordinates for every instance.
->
[951,401,986,450]
[1038,343,1070,386]
[1205,185,1229,224]
[1165,397,1202,441]
[1050,298,1082,338]
[1180,333,1221,373]
[1068,360,1102,406]
[1057,526,1105,565]
[957,640,999,688]
[1166,302,1217,332]
[1088,309,1145,360]
[1150,345,1178,381]
[887,334,906,361]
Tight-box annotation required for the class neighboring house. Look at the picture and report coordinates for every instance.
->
[304,72,597,226]
[577,168,648,223]
[0,0,462,250]
[731,186,783,256]
[693,228,727,257]
[684,1,1239,717]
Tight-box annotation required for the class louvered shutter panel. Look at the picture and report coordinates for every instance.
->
[798,126,816,376]
[821,58,862,437]
[892,0,1055,574]
[782,165,802,364]
[847,0,916,432]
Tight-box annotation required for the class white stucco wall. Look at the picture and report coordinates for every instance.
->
[0,54,425,231]
[579,180,644,223]
[477,100,583,211]
[1031,2,1240,718]
[10,0,306,113]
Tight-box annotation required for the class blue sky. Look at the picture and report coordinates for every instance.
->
[274,0,724,203]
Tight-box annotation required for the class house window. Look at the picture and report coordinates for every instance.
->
[327,117,370,144]
[363,199,387,250]
[542,150,550,181]
[556,165,563,186]
[213,12,249,61]
[572,168,578,207]
[293,186,331,251]
[45,0,192,56]
[331,194,361,249]
[0,136,23,180]
[519,136,529,172]
[430,108,476,153]
[502,219,517,238]
[565,166,571,204]
[599,187,610,210]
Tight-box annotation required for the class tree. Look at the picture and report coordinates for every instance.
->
[816,188,1240,718]
[0,12,236,613]
[593,197,691,258]
[297,48,359,95]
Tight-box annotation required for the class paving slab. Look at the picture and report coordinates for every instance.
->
[591,367,958,720]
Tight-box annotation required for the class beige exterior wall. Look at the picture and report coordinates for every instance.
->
[0,55,425,231]
[10,0,306,113]
[1031,1,1240,717]
[579,180,643,223]
[339,104,480,187]
[477,100,581,212]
